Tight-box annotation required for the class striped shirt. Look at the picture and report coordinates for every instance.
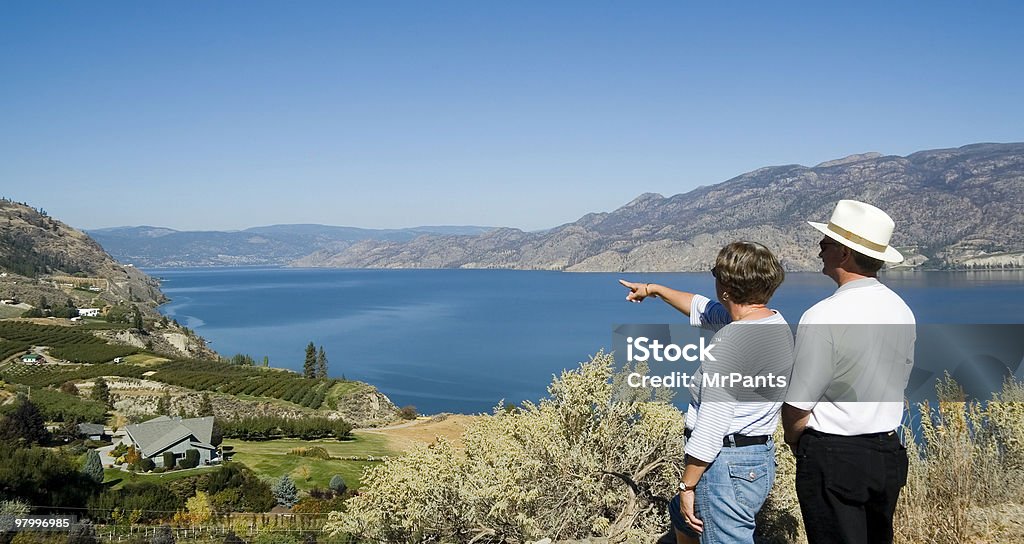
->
[683,295,795,463]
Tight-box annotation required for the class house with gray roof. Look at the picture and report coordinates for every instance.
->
[77,422,108,441]
[120,415,217,467]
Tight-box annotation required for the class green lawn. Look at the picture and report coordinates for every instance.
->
[0,306,24,319]
[103,465,218,490]
[222,433,393,491]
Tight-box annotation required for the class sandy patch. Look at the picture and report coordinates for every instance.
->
[357,414,481,452]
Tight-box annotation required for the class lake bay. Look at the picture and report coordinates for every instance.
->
[151,268,1024,415]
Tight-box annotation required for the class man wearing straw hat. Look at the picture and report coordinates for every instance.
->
[783,200,916,544]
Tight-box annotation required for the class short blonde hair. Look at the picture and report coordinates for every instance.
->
[712,241,785,304]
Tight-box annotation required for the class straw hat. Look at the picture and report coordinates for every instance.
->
[808,200,904,263]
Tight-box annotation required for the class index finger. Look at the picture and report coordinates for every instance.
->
[618,279,636,290]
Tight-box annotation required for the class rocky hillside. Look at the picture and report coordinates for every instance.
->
[0,199,220,359]
[294,142,1024,271]
[0,199,167,307]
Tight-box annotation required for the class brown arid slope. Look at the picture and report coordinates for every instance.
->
[294,142,1024,271]
[0,199,165,307]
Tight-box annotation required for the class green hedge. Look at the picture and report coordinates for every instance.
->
[48,344,138,364]
[150,361,338,409]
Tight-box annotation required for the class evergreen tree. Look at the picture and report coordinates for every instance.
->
[197,392,214,417]
[91,377,111,407]
[262,355,269,367]
[0,395,48,445]
[132,305,144,331]
[157,390,171,415]
[317,346,328,379]
[55,418,80,443]
[328,474,347,496]
[210,420,223,447]
[272,475,298,507]
[82,450,104,483]
[303,342,316,379]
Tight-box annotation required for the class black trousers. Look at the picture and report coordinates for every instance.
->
[795,429,909,544]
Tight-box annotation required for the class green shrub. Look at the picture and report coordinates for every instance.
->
[206,464,275,513]
[0,445,99,508]
[287,446,331,459]
[163,451,176,469]
[220,415,351,441]
[328,474,347,496]
[182,449,200,469]
[398,405,417,420]
[88,481,183,522]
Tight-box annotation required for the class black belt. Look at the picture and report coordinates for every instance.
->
[804,428,897,440]
[684,428,771,447]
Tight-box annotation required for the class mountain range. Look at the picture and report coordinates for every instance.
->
[88,224,494,267]
[91,142,1024,271]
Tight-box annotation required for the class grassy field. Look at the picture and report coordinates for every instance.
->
[0,306,24,319]
[222,432,394,491]
[122,353,170,366]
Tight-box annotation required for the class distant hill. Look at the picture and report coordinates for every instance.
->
[293,142,1024,271]
[88,224,495,267]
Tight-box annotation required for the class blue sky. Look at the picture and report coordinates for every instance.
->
[2,1,1022,232]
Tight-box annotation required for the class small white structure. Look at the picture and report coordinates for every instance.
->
[78,308,101,317]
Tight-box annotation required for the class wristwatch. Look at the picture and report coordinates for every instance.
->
[679,481,696,493]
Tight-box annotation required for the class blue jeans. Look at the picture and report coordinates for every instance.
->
[669,441,775,544]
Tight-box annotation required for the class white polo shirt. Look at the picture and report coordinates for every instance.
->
[786,278,916,435]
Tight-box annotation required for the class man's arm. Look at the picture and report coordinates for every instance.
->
[782,403,811,447]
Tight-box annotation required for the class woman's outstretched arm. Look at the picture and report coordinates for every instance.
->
[619,279,697,316]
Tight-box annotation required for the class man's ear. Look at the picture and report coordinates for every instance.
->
[838,246,854,266]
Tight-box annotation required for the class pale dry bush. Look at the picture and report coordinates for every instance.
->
[325,361,1024,544]
[325,352,687,543]
[895,375,1024,544]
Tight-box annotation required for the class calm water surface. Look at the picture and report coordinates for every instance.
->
[150,268,1024,414]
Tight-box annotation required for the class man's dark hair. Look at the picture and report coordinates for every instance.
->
[852,250,885,275]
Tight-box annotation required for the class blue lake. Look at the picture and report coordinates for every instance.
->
[150,268,1024,415]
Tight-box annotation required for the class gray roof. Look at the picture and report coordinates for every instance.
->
[77,423,105,435]
[124,416,215,458]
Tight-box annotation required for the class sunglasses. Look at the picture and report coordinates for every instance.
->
[819,240,842,251]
